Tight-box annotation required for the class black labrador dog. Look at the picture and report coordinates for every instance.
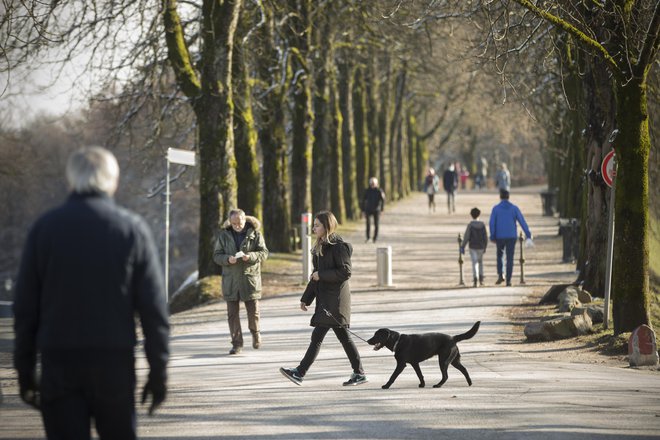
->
[367,321,480,389]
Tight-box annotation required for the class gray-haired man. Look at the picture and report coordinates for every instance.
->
[14,146,169,439]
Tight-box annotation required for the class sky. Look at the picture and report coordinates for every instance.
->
[0,59,90,128]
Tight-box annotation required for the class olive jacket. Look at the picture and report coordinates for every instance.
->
[300,234,353,328]
[213,216,268,302]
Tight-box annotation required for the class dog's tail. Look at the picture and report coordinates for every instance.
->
[453,321,480,343]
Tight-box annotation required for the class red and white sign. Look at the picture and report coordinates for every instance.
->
[601,150,616,187]
[628,324,659,366]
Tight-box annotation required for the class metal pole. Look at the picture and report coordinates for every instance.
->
[603,182,616,329]
[301,213,312,283]
[457,233,465,286]
[165,157,171,300]
[519,232,526,285]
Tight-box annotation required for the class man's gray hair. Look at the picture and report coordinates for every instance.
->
[66,147,120,196]
[229,209,246,219]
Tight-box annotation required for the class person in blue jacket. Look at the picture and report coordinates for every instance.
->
[489,189,532,286]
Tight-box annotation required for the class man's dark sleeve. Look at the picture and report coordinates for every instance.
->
[133,220,170,381]
[13,227,41,378]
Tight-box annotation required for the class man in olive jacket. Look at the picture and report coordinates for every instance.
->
[213,209,268,354]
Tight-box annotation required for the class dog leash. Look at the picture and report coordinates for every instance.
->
[322,308,370,344]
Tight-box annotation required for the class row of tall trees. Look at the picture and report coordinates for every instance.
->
[1,1,470,280]
[381,0,658,333]
[160,1,469,273]
[3,0,655,335]
[469,0,658,333]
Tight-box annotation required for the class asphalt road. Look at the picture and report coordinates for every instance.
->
[1,187,659,439]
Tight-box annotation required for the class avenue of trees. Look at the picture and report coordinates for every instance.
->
[1,1,658,334]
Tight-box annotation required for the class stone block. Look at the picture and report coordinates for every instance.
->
[629,324,659,367]
[571,305,604,324]
[524,312,593,342]
[558,287,581,313]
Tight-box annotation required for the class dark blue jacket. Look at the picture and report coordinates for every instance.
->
[362,187,385,213]
[489,200,532,240]
[13,193,169,378]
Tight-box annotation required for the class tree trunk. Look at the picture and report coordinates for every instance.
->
[389,66,406,200]
[338,60,358,220]
[329,63,345,223]
[377,55,392,197]
[233,41,261,219]
[580,56,616,297]
[365,59,380,181]
[257,7,291,252]
[259,110,291,252]
[163,0,242,277]
[311,48,331,213]
[612,77,652,333]
[407,113,417,191]
[353,66,369,195]
[289,0,313,222]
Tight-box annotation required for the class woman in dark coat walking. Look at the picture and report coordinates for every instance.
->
[280,211,368,386]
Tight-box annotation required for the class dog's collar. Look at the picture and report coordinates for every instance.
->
[392,334,402,351]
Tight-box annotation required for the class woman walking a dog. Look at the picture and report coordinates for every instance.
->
[280,211,368,386]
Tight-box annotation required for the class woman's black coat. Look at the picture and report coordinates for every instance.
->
[300,235,352,328]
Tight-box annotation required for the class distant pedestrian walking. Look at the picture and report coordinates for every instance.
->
[495,163,511,192]
[13,147,170,439]
[213,209,269,355]
[443,163,458,213]
[361,177,386,242]
[461,207,488,287]
[280,211,368,387]
[423,168,440,213]
[458,164,470,190]
[489,190,532,286]
[475,156,488,190]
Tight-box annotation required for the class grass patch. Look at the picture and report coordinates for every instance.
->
[576,325,629,357]
[651,215,660,276]
[169,275,222,314]
[651,273,660,332]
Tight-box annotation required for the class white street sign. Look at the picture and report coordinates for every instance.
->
[168,147,196,166]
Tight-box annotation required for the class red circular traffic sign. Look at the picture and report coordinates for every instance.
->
[601,150,616,187]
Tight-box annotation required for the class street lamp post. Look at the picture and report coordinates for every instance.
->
[165,148,196,300]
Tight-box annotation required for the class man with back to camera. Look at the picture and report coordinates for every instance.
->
[442,163,458,214]
[489,189,533,287]
[361,177,386,243]
[13,146,170,439]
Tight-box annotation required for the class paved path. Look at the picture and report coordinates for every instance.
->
[2,187,660,439]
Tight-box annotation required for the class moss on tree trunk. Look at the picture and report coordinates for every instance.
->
[338,60,358,220]
[329,64,346,223]
[353,66,369,196]
[612,77,652,333]
[289,0,313,222]
[233,42,261,219]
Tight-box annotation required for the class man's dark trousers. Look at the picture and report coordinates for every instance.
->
[40,350,137,440]
[365,210,380,241]
[496,238,517,282]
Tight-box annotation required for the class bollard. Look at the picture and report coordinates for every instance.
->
[518,232,526,285]
[458,233,465,286]
[301,213,313,284]
[377,246,393,287]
